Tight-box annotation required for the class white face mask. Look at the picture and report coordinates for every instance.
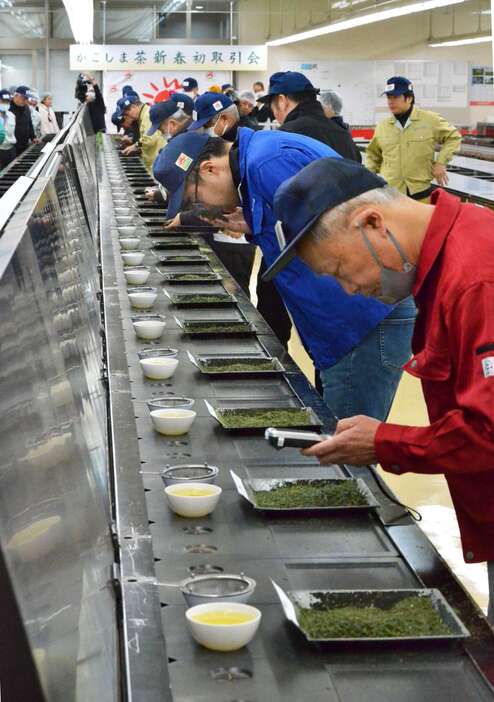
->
[207,120,227,138]
[86,90,96,103]
[0,104,9,113]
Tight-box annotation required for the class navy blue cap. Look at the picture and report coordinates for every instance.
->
[123,89,140,102]
[111,110,123,128]
[122,84,135,96]
[262,159,386,281]
[15,85,31,98]
[257,71,319,104]
[383,76,414,96]
[221,83,233,91]
[182,77,198,91]
[153,131,210,218]
[116,94,140,117]
[147,93,194,135]
[187,92,233,131]
[0,90,11,101]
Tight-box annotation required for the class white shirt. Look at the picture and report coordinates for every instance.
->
[39,103,60,137]
[0,110,16,150]
[30,106,42,139]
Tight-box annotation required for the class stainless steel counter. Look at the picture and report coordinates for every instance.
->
[101,136,494,702]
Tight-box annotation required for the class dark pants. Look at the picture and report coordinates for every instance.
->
[208,237,256,296]
[256,258,292,349]
[15,142,28,157]
[0,147,16,170]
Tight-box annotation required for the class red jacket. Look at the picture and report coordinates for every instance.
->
[376,189,494,564]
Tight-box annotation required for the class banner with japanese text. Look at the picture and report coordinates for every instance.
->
[70,44,267,72]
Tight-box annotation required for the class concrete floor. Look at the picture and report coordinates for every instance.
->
[249,251,488,614]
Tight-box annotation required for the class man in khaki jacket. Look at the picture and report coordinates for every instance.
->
[118,95,165,174]
[366,76,461,202]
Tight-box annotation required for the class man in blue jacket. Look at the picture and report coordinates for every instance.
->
[153,128,415,421]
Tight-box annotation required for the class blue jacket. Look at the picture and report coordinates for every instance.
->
[237,127,393,370]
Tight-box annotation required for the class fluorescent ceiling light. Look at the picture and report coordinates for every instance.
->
[266,0,465,46]
[62,0,93,44]
[429,34,491,46]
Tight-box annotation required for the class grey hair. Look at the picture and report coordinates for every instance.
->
[170,108,191,124]
[219,104,239,120]
[308,186,402,242]
[319,90,343,115]
[239,90,256,105]
[208,103,239,126]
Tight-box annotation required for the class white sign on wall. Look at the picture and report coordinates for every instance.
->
[283,59,469,125]
[70,44,267,72]
[103,70,231,131]
[470,65,494,105]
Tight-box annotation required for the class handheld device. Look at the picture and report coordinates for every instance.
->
[265,428,331,450]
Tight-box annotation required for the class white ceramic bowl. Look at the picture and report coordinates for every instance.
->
[164,481,220,517]
[124,268,150,285]
[117,226,137,236]
[119,238,141,251]
[121,251,146,266]
[151,408,197,436]
[185,602,261,651]
[140,356,179,379]
[116,216,135,224]
[115,207,134,216]
[128,290,157,309]
[133,319,166,340]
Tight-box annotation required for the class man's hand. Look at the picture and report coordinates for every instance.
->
[432,163,449,187]
[302,415,381,466]
[122,144,139,156]
[164,214,182,229]
[120,135,133,147]
[200,207,251,235]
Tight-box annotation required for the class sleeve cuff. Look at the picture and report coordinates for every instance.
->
[375,422,410,475]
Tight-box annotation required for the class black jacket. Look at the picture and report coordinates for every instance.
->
[10,101,34,153]
[280,101,361,163]
[87,84,107,134]
[252,103,273,124]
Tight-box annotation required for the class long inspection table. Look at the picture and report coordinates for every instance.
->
[355,141,494,205]
[100,135,494,702]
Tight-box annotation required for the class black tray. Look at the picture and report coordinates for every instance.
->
[161,271,222,284]
[189,353,285,376]
[205,400,323,433]
[230,474,379,513]
[175,318,257,336]
[156,254,210,266]
[272,585,470,642]
[164,290,237,307]
[152,244,201,255]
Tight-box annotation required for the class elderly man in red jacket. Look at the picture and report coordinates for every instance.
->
[263,158,494,623]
